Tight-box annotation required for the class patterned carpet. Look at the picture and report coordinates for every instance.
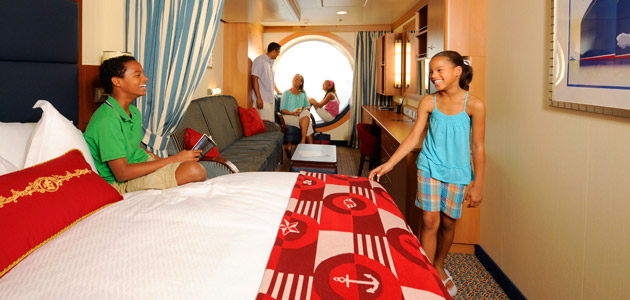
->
[277,145,510,299]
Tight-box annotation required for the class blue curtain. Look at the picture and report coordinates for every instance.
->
[127,0,224,157]
[348,31,390,148]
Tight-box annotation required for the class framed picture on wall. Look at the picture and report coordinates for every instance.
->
[551,0,630,111]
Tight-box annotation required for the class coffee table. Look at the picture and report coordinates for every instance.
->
[290,144,337,174]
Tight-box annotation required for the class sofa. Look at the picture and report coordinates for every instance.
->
[167,95,284,178]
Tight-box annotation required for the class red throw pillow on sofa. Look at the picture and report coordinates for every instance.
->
[0,149,123,278]
[183,128,221,159]
[238,106,266,137]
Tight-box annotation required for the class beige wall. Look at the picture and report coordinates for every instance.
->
[82,0,223,101]
[484,0,630,298]
[82,0,126,65]
[191,22,225,100]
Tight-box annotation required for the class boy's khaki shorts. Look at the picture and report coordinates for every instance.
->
[110,155,182,194]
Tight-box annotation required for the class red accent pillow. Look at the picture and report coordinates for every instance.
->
[183,128,221,159]
[238,106,267,137]
[0,149,123,278]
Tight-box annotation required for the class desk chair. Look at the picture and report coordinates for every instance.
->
[356,123,381,176]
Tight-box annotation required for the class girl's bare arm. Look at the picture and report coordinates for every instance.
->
[368,95,433,181]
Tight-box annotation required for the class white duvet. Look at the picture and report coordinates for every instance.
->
[0,172,299,300]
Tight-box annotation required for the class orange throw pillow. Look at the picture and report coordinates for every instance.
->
[238,106,266,137]
[183,128,221,159]
[0,150,123,278]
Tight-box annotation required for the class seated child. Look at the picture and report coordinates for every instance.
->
[83,55,206,193]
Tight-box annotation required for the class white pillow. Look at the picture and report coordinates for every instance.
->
[23,100,98,173]
[0,122,36,168]
[0,155,18,176]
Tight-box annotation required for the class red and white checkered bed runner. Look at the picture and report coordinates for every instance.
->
[257,171,451,300]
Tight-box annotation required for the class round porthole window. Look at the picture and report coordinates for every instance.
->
[275,37,353,123]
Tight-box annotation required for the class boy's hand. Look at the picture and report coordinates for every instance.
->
[173,150,202,162]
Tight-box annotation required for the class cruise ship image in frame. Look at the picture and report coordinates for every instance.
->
[580,0,630,65]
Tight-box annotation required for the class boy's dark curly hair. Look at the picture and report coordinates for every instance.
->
[99,55,137,94]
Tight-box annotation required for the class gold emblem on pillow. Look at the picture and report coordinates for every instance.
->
[0,168,91,208]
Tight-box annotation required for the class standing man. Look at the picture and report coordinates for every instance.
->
[252,42,281,120]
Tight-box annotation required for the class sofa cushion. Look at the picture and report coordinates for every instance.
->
[220,131,283,171]
[238,107,266,137]
[171,101,212,151]
[198,96,242,152]
[219,95,244,140]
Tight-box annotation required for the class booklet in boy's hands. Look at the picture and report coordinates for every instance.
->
[192,133,218,158]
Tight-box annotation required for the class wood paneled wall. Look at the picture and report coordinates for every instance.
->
[223,23,251,108]
[223,22,265,108]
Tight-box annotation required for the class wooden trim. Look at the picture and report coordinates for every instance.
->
[264,25,392,33]
[277,32,354,57]
[77,0,88,131]
[391,0,427,30]
[317,111,350,132]
[250,22,264,33]
[78,65,102,131]
[449,243,475,254]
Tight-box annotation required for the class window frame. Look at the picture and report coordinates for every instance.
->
[276,33,354,126]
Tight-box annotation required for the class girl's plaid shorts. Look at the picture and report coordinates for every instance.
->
[415,169,466,219]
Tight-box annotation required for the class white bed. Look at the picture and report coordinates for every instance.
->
[0,100,451,300]
[0,172,298,300]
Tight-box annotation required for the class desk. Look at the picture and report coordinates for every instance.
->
[362,105,479,254]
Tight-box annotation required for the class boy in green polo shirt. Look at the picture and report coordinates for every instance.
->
[84,55,206,193]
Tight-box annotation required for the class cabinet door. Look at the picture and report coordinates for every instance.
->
[402,29,420,99]
[361,110,373,124]
[453,205,480,244]
[427,0,445,58]
[376,36,385,94]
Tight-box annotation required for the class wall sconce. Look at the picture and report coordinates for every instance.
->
[102,51,132,63]
[405,40,411,88]
[207,88,222,96]
[394,40,402,88]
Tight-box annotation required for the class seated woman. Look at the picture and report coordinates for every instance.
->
[308,80,339,122]
[83,55,206,193]
[279,74,313,144]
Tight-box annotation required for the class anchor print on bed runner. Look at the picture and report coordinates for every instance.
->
[257,172,452,299]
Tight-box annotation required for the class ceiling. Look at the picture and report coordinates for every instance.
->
[221,0,421,26]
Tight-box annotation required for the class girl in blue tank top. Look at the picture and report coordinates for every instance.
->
[369,51,486,297]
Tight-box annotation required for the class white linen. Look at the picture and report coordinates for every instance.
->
[0,155,18,175]
[23,100,98,173]
[0,121,36,168]
[0,172,299,300]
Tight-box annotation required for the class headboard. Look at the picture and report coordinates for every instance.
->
[0,0,79,124]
